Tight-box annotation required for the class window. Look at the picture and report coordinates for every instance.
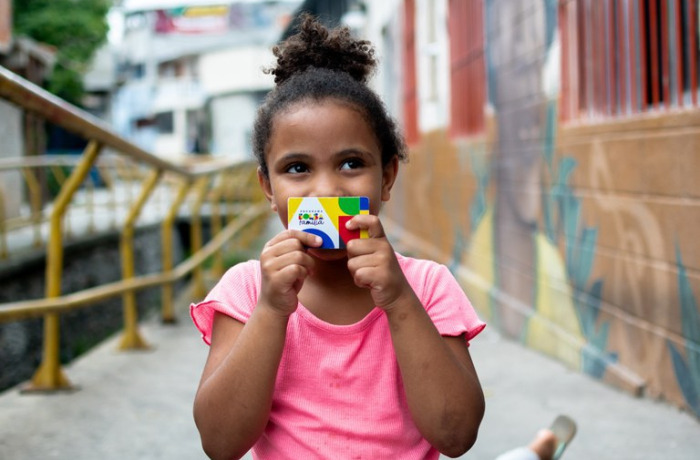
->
[403,0,420,145]
[448,0,486,137]
[560,0,699,122]
[131,63,145,79]
[155,112,174,134]
[382,20,402,118]
[427,0,439,102]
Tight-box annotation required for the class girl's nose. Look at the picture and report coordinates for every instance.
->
[310,174,342,197]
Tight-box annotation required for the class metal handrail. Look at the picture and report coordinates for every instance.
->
[0,65,241,178]
[0,204,267,322]
[0,154,188,253]
[0,64,268,392]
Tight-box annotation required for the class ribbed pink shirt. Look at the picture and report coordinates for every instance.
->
[191,253,485,460]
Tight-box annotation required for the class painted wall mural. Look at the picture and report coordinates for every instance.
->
[387,0,700,417]
[670,250,700,417]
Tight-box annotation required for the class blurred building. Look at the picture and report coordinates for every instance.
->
[83,45,119,122]
[345,0,700,418]
[0,0,55,219]
[280,0,355,38]
[110,0,299,160]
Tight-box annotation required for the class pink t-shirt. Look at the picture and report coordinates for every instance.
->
[191,253,485,460]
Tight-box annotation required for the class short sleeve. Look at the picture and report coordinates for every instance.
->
[190,260,260,345]
[419,263,486,344]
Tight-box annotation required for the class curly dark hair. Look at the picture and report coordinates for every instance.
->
[253,14,407,178]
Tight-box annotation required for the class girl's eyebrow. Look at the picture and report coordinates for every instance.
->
[275,152,311,165]
[333,148,376,162]
[335,148,370,157]
[277,149,374,164]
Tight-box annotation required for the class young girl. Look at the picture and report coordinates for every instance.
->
[190,15,486,460]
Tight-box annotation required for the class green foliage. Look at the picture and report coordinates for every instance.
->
[667,246,700,418]
[540,100,617,378]
[13,0,111,104]
[468,145,490,233]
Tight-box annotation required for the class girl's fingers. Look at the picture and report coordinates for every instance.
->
[350,266,373,289]
[346,250,385,272]
[346,237,388,256]
[345,214,385,239]
[269,229,322,247]
[294,229,324,247]
[258,231,321,315]
[276,263,310,285]
[264,229,323,249]
[262,237,307,258]
[268,250,316,275]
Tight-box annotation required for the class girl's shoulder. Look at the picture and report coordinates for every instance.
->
[190,259,261,345]
[220,259,261,283]
[394,252,453,296]
[395,253,485,341]
[395,252,444,275]
[210,259,262,307]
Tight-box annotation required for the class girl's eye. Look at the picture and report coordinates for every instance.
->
[340,158,364,170]
[285,163,308,174]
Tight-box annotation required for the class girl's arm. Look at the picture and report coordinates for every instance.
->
[193,230,321,460]
[383,295,485,457]
[346,216,485,457]
[194,309,288,460]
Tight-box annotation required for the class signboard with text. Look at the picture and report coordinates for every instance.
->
[154,2,293,35]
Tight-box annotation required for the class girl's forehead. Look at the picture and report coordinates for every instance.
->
[277,98,368,123]
[265,98,382,162]
[272,101,375,140]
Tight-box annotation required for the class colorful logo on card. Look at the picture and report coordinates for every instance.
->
[288,197,369,249]
[297,212,325,225]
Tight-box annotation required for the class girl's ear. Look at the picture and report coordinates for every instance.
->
[257,167,278,212]
[381,156,400,202]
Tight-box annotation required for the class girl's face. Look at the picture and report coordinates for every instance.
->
[259,100,398,258]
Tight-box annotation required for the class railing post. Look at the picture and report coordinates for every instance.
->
[23,140,102,392]
[118,169,162,351]
[237,168,264,249]
[160,180,193,323]
[87,174,95,234]
[227,170,240,224]
[97,165,118,230]
[209,176,227,277]
[21,167,43,247]
[0,185,7,259]
[50,164,72,239]
[191,177,210,300]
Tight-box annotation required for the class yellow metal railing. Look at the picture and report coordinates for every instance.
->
[0,65,269,392]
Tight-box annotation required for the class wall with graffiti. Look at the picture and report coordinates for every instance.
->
[384,0,700,417]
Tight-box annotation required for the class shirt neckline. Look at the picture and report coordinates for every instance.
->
[295,304,384,334]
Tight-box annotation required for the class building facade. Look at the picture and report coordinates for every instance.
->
[365,0,700,418]
[112,1,297,159]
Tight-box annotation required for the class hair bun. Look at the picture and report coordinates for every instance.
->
[267,14,376,85]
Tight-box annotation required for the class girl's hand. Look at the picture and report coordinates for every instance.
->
[345,215,412,310]
[259,229,322,317]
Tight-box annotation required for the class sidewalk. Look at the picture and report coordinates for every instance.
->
[0,290,698,459]
[0,286,209,460]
